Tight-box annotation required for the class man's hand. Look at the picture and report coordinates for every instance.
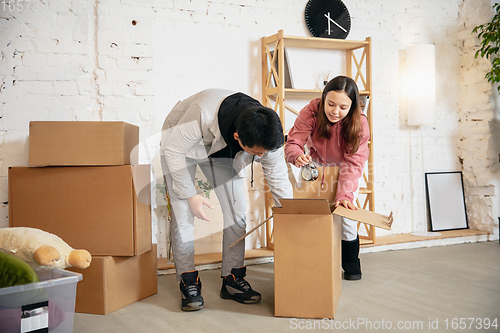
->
[335,200,358,210]
[294,154,312,168]
[187,194,214,222]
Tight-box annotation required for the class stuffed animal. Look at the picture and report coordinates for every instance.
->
[0,227,91,271]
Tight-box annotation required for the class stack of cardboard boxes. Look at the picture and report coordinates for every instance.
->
[8,121,158,315]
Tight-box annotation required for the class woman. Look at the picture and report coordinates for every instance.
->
[285,76,370,280]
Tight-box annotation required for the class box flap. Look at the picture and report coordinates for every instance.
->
[333,206,393,230]
[273,199,331,215]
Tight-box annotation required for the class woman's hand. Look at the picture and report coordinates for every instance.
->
[187,194,214,222]
[294,154,312,168]
[335,200,358,210]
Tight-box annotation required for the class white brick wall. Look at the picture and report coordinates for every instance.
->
[0,0,155,227]
[1,0,498,254]
[457,0,499,233]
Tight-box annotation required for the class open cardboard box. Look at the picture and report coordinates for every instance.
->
[272,198,393,319]
[228,166,392,319]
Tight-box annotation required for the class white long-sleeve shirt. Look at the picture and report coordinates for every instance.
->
[160,89,293,204]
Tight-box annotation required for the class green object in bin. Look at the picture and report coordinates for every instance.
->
[0,251,48,308]
[0,251,40,288]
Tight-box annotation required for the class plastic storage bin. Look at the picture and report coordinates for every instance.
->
[0,269,82,333]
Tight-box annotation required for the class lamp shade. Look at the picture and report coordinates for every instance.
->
[407,44,436,125]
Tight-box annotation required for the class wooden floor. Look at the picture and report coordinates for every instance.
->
[157,229,491,270]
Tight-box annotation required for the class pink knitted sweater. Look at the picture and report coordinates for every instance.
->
[285,98,370,203]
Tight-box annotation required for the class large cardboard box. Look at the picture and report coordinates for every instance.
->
[8,165,152,256]
[69,245,158,315]
[29,121,139,166]
[272,199,392,319]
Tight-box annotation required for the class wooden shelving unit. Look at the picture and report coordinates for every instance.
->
[262,30,375,248]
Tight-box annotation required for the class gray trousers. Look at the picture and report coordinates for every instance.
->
[161,156,247,281]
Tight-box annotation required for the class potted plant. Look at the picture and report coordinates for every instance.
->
[472,3,500,94]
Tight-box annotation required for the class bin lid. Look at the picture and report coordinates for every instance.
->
[0,269,82,295]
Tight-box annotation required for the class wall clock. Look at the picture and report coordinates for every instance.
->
[305,0,351,39]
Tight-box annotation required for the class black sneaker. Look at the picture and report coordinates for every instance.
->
[220,267,261,304]
[180,270,204,311]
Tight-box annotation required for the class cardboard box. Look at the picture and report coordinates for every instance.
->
[69,245,158,315]
[29,121,139,166]
[9,165,152,256]
[272,199,392,319]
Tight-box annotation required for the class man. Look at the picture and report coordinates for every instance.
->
[160,89,292,311]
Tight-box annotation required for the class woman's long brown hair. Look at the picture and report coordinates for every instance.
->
[315,76,363,155]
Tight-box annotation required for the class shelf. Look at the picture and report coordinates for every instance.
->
[262,30,375,247]
[285,89,321,99]
[264,33,369,51]
[264,89,370,99]
[358,188,372,195]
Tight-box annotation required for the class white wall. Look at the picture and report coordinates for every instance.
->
[1,0,498,257]
[457,0,500,233]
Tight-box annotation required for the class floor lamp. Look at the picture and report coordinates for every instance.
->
[407,44,441,237]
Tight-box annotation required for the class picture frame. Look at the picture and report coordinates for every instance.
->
[425,171,468,231]
[270,48,293,89]
[360,95,370,115]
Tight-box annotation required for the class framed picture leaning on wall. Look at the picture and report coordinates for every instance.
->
[425,171,469,231]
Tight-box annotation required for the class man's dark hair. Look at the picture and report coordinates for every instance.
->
[235,106,284,150]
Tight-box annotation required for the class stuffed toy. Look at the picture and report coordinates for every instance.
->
[0,227,91,271]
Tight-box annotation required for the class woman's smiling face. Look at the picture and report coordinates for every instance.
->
[323,90,352,123]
